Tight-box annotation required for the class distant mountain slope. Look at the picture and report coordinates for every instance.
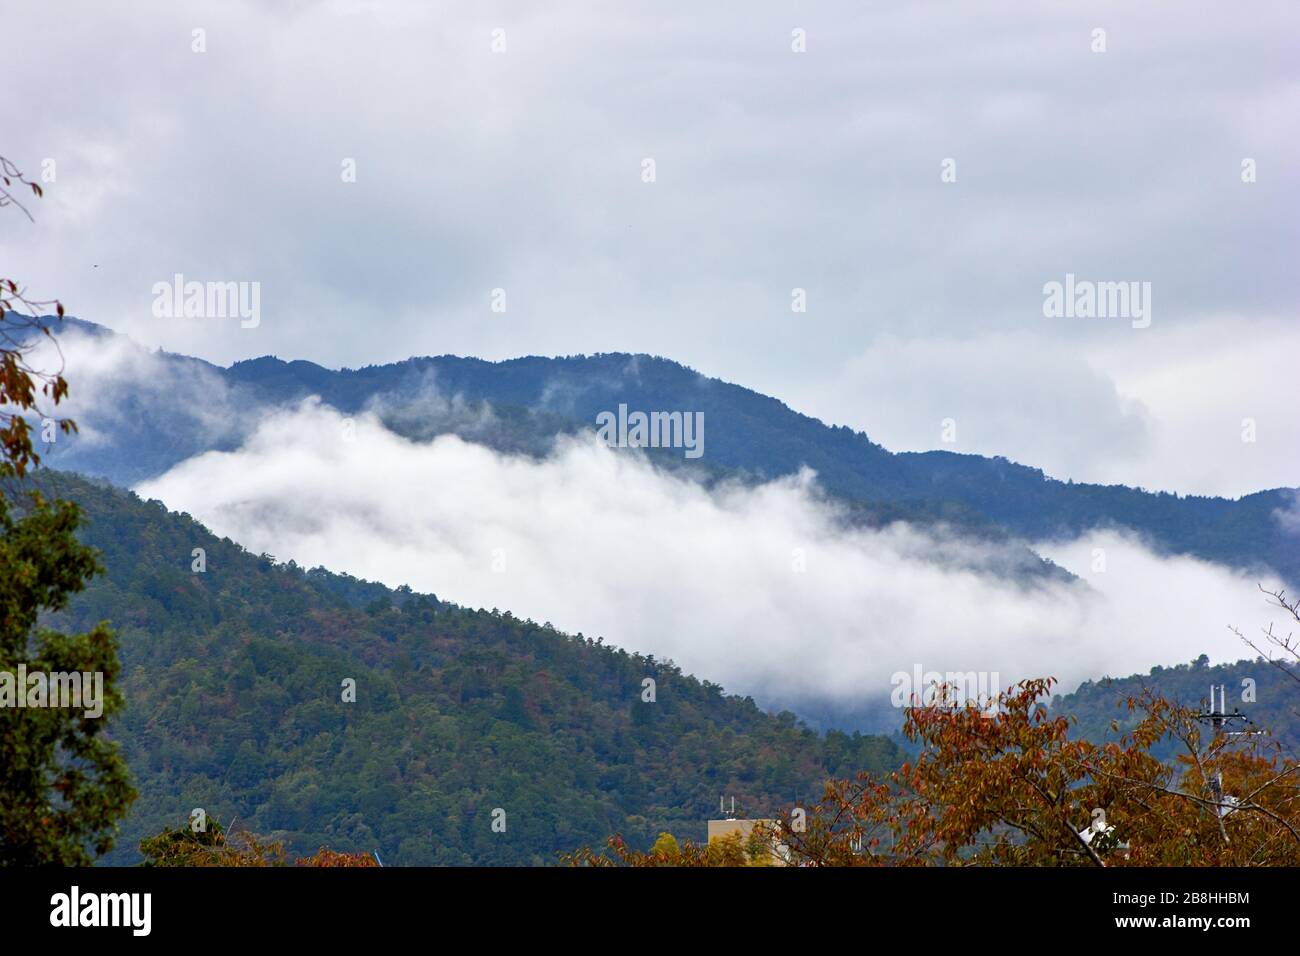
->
[1052,656,1300,762]
[232,350,1293,584]
[23,471,900,865]
[34,316,1300,586]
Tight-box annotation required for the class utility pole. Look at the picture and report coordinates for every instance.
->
[1193,684,1253,844]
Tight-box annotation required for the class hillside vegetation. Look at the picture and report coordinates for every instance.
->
[21,472,899,865]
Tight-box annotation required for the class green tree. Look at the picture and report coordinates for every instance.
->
[0,152,134,865]
[0,490,135,863]
[650,831,680,857]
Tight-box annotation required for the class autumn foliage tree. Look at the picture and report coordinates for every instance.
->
[569,669,1300,868]
[772,678,1300,867]
[563,828,775,867]
[1,154,75,478]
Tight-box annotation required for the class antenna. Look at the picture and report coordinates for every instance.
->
[1195,684,1254,737]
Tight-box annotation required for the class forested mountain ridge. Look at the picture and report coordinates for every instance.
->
[19,471,900,865]
[1051,655,1300,762]
[35,317,1300,587]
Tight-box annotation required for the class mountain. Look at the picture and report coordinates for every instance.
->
[12,317,1297,862]
[1051,655,1300,763]
[22,471,900,865]
[32,317,1300,588]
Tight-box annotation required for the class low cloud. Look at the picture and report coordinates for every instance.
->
[26,324,249,452]
[135,400,1278,727]
[362,365,503,443]
[1273,491,1300,535]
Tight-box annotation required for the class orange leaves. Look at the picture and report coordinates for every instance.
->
[296,847,380,867]
[766,677,1300,867]
[0,311,76,482]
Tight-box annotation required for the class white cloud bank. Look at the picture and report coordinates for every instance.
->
[135,401,1280,720]
[22,325,248,450]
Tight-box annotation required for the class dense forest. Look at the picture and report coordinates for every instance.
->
[1052,654,1300,761]
[20,471,900,865]
[8,467,1297,866]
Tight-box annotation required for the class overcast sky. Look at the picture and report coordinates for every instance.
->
[5,0,1297,497]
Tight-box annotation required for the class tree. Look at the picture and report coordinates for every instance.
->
[139,817,285,868]
[1232,584,1300,690]
[562,828,770,867]
[0,483,135,864]
[296,846,381,867]
[0,152,134,865]
[566,666,1300,867]
[772,678,1300,867]
[139,816,378,867]
[650,831,680,857]
[1,154,75,479]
